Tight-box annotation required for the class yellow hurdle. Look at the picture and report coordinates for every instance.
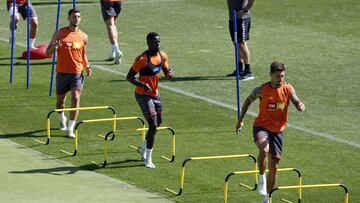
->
[94,126,176,167]
[224,168,302,203]
[35,106,116,145]
[165,154,257,196]
[59,116,145,156]
[269,183,349,203]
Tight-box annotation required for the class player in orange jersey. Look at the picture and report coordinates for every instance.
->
[127,32,173,169]
[46,9,92,138]
[100,0,123,64]
[235,61,305,203]
[7,0,38,48]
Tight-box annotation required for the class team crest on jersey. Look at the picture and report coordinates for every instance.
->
[73,42,81,49]
[268,103,285,110]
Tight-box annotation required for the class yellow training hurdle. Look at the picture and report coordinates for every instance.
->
[269,183,349,203]
[92,126,176,167]
[35,106,116,145]
[60,116,145,156]
[224,168,302,203]
[165,154,257,195]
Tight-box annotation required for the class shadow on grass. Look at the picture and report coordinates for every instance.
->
[100,159,144,169]
[9,163,100,175]
[0,129,49,139]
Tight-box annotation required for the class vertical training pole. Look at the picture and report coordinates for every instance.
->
[233,10,241,119]
[26,0,31,89]
[10,0,16,84]
[49,0,61,96]
[73,0,76,9]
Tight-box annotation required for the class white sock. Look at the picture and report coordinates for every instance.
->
[145,148,153,162]
[30,38,35,48]
[58,112,66,122]
[112,43,120,52]
[68,120,76,132]
[260,174,266,182]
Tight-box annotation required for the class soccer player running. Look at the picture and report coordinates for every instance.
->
[226,0,255,81]
[100,0,123,64]
[6,0,38,49]
[46,9,92,138]
[235,62,305,203]
[126,32,173,169]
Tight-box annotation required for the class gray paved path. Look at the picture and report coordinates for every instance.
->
[0,139,173,203]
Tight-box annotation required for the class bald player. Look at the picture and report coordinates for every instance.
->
[127,32,173,169]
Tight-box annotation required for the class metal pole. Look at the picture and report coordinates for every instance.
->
[73,0,76,9]
[49,0,61,96]
[10,0,16,84]
[233,10,241,119]
[26,0,31,89]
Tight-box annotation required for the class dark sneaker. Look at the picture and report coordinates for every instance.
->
[226,70,244,77]
[240,73,254,81]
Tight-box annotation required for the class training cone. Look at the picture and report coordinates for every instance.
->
[22,44,53,60]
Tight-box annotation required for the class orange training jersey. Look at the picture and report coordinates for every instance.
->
[131,51,170,97]
[56,27,89,74]
[253,82,293,133]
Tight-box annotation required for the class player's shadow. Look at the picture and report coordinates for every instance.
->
[9,164,99,175]
[0,129,50,139]
[97,159,144,169]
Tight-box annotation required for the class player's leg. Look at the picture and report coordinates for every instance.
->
[7,2,20,46]
[67,74,84,138]
[101,1,122,63]
[135,94,157,168]
[238,18,254,81]
[254,127,269,196]
[226,19,244,77]
[23,2,38,48]
[56,73,72,131]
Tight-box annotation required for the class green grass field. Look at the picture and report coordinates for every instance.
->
[1,0,359,202]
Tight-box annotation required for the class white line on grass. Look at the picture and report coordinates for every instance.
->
[1,37,359,149]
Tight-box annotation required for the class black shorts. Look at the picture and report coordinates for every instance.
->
[253,126,284,160]
[7,1,37,20]
[229,18,251,43]
[56,73,84,95]
[135,93,162,119]
[100,1,122,21]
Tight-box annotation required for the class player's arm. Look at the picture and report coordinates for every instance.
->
[290,86,305,111]
[238,0,255,16]
[46,30,60,55]
[126,69,152,91]
[236,86,261,133]
[161,52,173,80]
[82,35,92,77]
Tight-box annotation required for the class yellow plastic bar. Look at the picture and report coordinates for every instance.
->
[277,183,340,190]
[180,166,186,189]
[54,106,110,112]
[82,116,139,123]
[47,118,51,140]
[281,198,293,203]
[191,154,250,160]
[224,182,229,203]
[234,168,296,175]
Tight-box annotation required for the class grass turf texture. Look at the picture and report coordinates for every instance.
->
[1,0,359,202]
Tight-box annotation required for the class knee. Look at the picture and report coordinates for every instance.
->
[31,18,38,28]
[147,115,158,131]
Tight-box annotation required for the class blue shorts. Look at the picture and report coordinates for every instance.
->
[135,93,162,119]
[56,73,84,95]
[253,126,284,160]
